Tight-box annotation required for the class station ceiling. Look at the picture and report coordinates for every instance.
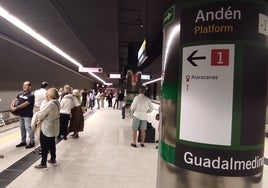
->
[0,0,173,89]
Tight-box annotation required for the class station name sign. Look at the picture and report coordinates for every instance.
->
[175,143,264,176]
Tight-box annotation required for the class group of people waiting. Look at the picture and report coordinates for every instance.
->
[80,88,125,111]
[80,89,105,111]
[10,81,84,169]
[10,81,156,168]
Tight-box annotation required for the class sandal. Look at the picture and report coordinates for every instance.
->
[130,143,137,147]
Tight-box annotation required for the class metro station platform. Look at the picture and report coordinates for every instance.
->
[0,105,268,188]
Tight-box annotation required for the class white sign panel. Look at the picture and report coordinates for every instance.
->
[79,67,103,73]
[141,74,151,80]
[259,13,268,36]
[108,74,121,79]
[179,44,235,146]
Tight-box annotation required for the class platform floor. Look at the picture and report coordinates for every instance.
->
[0,106,267,188]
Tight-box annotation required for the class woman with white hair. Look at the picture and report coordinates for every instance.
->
[34,88,60,169]
[58,85,75,140]
[69,89,84,138]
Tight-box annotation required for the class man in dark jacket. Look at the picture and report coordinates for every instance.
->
[10,81,35,149]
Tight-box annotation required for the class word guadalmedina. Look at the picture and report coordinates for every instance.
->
[184,151,263,171]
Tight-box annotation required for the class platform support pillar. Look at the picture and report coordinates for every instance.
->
[157,1,268,187]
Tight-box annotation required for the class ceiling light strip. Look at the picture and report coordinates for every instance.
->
[0,33,91,80]
[0,6,83,68]
[143,77,162,85]
[88,72,106,84]
[0,5,108,85]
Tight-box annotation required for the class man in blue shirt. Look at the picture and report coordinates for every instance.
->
[10,81,35,149]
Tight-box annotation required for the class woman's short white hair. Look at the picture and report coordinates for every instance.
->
[72,89,79,96]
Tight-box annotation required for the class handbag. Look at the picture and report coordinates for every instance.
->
[10,100,20,116]
[31,112,41,142]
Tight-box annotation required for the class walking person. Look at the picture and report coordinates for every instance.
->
[34,88,60,169]
[117,90,124,110]
[10,81,35,149]
[130,86,154,147]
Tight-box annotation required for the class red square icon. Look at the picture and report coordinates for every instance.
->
[211,49,229,66]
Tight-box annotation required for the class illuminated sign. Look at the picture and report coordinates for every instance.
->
[108,74,121,79]
[137,39,148,67]
[79,67,103,73]
[141,74,152,80]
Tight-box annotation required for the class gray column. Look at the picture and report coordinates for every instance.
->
[157,1,268,187]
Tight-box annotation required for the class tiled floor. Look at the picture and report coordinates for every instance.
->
[2,107,159,188]
[0,106,267,188]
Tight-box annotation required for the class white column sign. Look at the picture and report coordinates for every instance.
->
[179,44,235,146]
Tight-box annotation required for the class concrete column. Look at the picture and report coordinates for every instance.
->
[157,1,268,187]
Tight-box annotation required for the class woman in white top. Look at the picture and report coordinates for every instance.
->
[59,85,75,140]
[34,88,60,169]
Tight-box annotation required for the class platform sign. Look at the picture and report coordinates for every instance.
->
[179,44,234,146]
[78,67,103,73]
[159,1,268,184]
[108,73,121,79]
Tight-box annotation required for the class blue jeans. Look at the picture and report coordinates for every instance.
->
[19,117,35,144]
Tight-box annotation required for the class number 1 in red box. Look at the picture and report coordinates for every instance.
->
[211,49,229,66]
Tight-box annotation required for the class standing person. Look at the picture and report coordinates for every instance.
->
[117,90,125,110]
[59,85,75,140]
[92,89,96,107]
[95,90,101,109]
[130,86,154,147]
[34,81,48,113]
[33,81,48,154]
[113,90,119,109]
[34,88,60,169]
[99,90,106,108]
[88,90,95,110]
[10,81,35,149]
[69,89,84,138]
[81,88,88,113]
[107,90,113,107]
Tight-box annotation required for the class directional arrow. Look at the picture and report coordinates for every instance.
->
[163,12,172,23]
[187,50,206,66]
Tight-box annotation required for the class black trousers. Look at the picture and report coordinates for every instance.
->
[59,113,70,137]
[40,131,56,165]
